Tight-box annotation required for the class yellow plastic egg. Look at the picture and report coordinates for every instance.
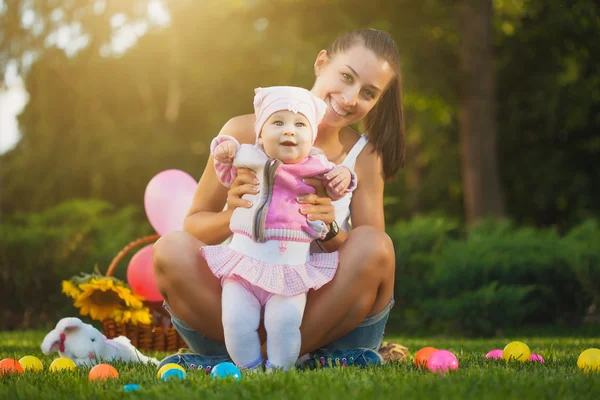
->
[156,363,186,378]
[49,357,77,372]
[502,341,531,362]
[577,348,600,372]
[18,356,44,372]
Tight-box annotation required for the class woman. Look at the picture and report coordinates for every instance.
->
[153,28,406,371]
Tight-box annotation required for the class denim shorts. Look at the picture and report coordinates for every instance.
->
[163,297,394,356]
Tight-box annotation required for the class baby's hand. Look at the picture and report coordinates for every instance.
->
[325,166,352,198]
[213,140,238,162]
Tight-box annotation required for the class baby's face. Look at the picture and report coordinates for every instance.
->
[259,110,313,163]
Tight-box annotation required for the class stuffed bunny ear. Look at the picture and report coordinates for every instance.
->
[41,329,62,355]
[41,317,84,354]
[56,317,84,334]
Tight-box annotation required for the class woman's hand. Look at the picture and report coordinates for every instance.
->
[227,168,259,211]
[298,177,335,225]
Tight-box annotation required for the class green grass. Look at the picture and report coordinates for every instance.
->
[1,330,599,399]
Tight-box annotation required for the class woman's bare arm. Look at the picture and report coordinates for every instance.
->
[182,114,257,244]
[348,143,386,230]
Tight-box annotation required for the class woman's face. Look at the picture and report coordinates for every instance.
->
[312,45,395,129]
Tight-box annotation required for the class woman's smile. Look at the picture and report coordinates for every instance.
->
[327,95,351,117]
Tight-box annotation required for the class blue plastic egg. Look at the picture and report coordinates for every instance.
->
[123,384,140,392]
[161,368,186,381]
[210,362,242,380]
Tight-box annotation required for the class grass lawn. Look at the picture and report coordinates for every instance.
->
[1,330,599,399]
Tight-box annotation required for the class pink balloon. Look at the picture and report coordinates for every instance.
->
[427,350,459,374]
[530,353,545,363]
[485,349,504,359]
[144,169,197,235]
[127,244,163,302]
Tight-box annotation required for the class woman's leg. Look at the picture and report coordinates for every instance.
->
[299,225,395,355]
[153,231,226,342]
[154,226,395,356]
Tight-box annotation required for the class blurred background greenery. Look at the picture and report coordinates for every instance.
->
[1,0,599,335]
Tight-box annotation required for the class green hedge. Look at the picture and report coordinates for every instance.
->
[0,199,152,330]
[2,200,598,335]
[565,220,600,307]
[390,217,599,336]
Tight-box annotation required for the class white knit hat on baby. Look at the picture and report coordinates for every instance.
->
[253,86,327,144]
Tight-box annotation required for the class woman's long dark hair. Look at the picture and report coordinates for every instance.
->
[326,29,405,179]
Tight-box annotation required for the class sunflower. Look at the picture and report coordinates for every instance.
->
[74,280,125,321]
[87,278,145,309]
[111,307,152,325]
[62,271,153,325]
[62,280,81,299]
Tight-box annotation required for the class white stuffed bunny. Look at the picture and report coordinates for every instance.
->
[41,317,159,366]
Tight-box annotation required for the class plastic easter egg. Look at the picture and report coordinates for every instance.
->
[161,368,186,381]
[414,346,438,368]
[124,384,140,392]
[502,341,531,362]
[156,363,186,378]
[49,357,77,372]
[485,349,503,359]
[18,356,43,372]
[530,354,545,363]
[89,363,119,381]
[427,350,459,374]
[0,358,24,376]
[577,348,600,372]
[210,362,242,380]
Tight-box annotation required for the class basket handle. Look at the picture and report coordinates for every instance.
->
[105,234,161,277]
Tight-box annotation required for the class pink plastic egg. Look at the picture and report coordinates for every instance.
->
[530,353,544,363]
[427,350,459,374]
[485,349,503,359]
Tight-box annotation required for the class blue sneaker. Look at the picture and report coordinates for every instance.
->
[158,350,233,374]
[297,348,384,369]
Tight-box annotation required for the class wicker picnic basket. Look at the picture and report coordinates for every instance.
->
[101,234,188,352]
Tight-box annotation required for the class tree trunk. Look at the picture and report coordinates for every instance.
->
[458,0,505,224]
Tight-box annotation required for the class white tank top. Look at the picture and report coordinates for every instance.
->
[333,134,369,233]
[309,133,369,254]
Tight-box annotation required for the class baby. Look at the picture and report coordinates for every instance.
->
[203,86,357,371]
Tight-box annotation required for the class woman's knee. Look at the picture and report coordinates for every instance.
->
[154,231,196,272]
[344,226,395,277]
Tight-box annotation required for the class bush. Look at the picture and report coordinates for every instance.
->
[389,217,598,336]
[422,282,538,336]
[388,215,460,331]
[0,199,152,329]
[565,219,600,307]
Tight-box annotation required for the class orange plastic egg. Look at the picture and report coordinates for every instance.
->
[414,346,438,368]
[0,358,24,376]
[88,364,119,381]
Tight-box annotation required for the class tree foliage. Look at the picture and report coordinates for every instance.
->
[1,0,598,228]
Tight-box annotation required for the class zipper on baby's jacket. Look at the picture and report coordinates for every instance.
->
[253,159,281,242]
